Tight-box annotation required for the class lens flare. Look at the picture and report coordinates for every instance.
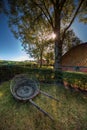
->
[52,33,56,39]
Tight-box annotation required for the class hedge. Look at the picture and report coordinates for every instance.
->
[0,65,87,91]
[63,71,87,91]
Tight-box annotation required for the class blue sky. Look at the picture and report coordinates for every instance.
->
[72,19,87,42]
[0,14,30,61]
[0,13,87,61]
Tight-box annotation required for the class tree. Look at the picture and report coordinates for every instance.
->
[63,29,82,54]
[3,0,86,84]
[44,52,54,66]
[26,34,53,68]
[77,0,87,23]
[21,23,54,68]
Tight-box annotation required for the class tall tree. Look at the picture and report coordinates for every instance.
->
[3,0,86,84]
[20,23,53,68]
[63,29,82,54]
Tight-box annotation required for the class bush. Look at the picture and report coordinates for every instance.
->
[0,65,87,91]
[63,71,87,91]
[0,65,54,83]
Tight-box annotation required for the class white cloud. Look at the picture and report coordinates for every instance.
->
[11,54,34,61]
[12,55,34,61]
[13,55,29,61]
[0,50,34,61]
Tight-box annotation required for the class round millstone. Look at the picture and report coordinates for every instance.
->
[10,74,40,100]
[16,85,34,98]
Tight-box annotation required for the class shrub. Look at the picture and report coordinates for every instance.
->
[63,71,87,91]
[0,65,87,91]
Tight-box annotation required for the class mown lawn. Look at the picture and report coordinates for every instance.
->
[0,81,87,130]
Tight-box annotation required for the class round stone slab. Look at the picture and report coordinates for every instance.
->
[16,85,35,98]
[10,74,40,100]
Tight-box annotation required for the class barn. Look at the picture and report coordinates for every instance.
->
[61,42,87,73]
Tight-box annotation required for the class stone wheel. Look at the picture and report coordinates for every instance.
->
[10,74,40,101]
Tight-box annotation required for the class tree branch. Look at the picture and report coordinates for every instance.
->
[0,0,5,13]
[31,0,54,29]
[59,0,67,11]
[33,13,42,24]
[50,0,55,6]
[62,0,85,42]
[42,0,54,29]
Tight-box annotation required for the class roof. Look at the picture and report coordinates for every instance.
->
[61,42,87,66]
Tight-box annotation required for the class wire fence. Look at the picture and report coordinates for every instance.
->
[61,66,87,73]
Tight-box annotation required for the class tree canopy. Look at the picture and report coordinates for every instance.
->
[63,29,82,54]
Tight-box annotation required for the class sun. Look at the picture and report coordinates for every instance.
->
[51,33,56,39]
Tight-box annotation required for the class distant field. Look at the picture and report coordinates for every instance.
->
[0,81,87,130]
[0,60,37,65]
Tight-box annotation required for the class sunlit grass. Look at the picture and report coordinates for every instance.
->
[0,92,4,97]
[0,81,87,130]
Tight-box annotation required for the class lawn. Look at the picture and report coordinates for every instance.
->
[0,81,87,130]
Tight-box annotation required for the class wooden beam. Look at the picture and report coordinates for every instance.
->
[29,99,54,120]
[40,91,59,102]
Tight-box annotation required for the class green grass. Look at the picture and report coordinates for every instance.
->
[0,81,87,130]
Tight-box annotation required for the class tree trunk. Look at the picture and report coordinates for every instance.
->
[54,39,62,71]
[54,39,63,85]
[39,51,43,68]
[54,7,63,85]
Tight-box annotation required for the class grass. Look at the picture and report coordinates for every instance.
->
[0,81,87,130]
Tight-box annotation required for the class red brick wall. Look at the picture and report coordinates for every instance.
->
[62,66,87,73]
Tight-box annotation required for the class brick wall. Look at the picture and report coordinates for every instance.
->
[62,66,87,73]
[61,43,87,73]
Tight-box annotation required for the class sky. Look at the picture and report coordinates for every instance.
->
[0,13,87,61]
